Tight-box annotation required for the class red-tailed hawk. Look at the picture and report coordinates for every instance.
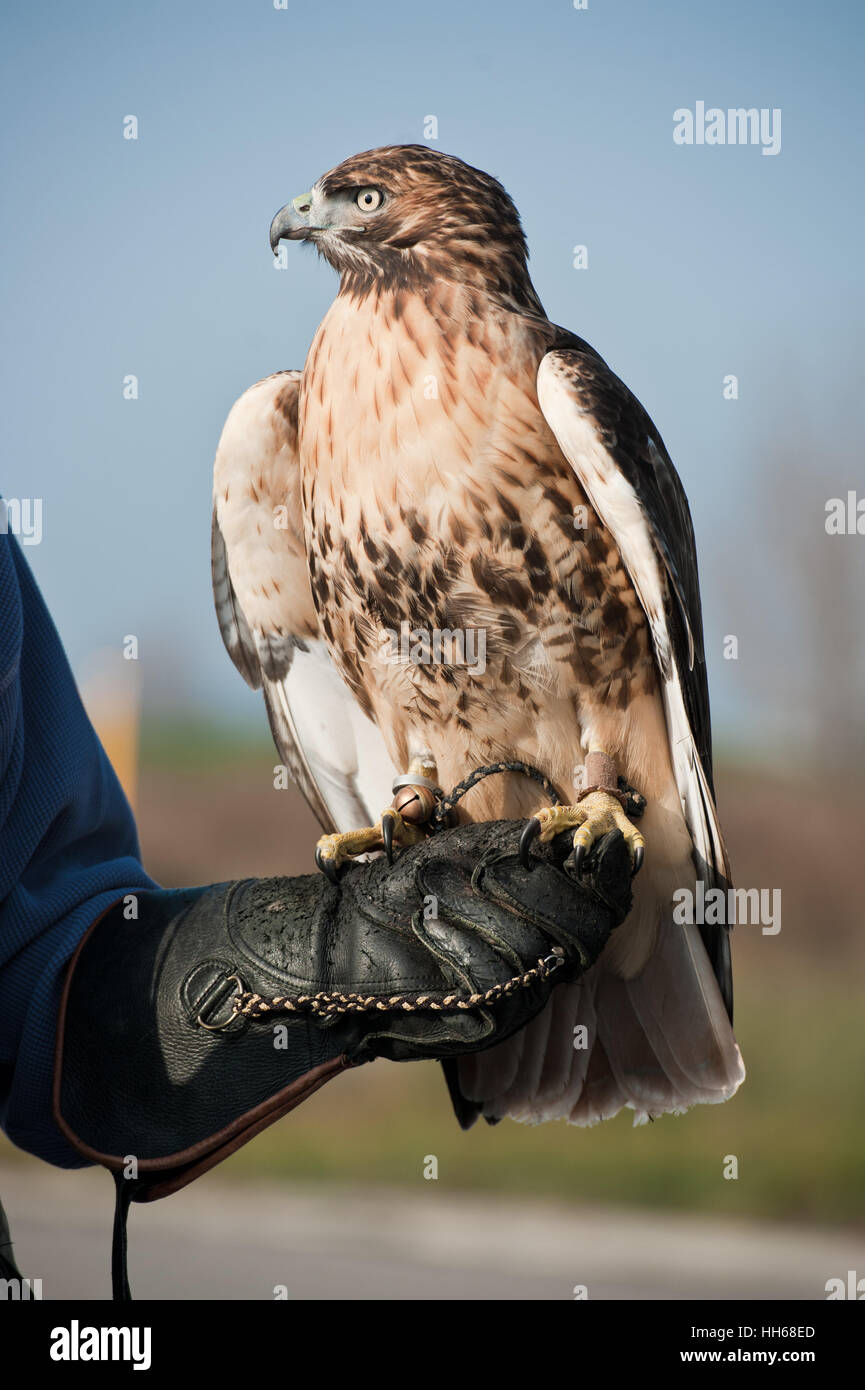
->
[212,145,744,1126]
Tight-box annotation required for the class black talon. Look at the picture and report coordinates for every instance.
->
[315,846,339,885]
[632,845,644,877]
[382,812,396,866]
[519,817,541,871]
[572,842,586,877]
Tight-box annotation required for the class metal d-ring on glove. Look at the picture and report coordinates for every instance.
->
[52,817,634,1300]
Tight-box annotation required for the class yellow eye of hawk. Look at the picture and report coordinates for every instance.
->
[355,188,383,212]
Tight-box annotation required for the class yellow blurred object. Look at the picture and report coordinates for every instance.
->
[79,649,141,811]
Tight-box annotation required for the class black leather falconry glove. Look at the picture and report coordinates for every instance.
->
[53,818,632,1298]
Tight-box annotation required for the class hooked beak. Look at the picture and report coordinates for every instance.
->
[269,192,316,253]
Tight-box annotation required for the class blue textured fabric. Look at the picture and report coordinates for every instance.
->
[0,532,155,1166]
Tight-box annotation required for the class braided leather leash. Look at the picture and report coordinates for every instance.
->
[429,759,644,826]
[231,948,565,1022]
[430,759,561,827]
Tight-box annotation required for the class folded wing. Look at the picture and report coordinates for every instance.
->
[537,343,733,1018]
[212,371,395,834]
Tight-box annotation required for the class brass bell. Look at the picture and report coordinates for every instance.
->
[391,782,437,825]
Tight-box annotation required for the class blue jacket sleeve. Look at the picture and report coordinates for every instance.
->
[0,532,156,1166]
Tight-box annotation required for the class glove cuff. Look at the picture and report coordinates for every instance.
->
[52,886,354,1204]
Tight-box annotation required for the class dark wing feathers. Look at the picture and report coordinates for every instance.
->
[546,333,714,789]
[538,339,731,1019]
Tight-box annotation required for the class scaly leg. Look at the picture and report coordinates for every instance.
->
[315,755,441,883]
[519,748,645,875]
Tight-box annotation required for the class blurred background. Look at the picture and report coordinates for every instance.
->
[1,0,863,1298]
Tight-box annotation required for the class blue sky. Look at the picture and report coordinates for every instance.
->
[1,0,863,753]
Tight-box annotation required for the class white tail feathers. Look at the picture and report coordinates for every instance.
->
[458,913,744,1126]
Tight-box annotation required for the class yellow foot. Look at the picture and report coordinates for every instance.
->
[315,810,425,883]
[519,791,645,876]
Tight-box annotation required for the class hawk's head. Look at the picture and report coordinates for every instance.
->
[269,145,539,307]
